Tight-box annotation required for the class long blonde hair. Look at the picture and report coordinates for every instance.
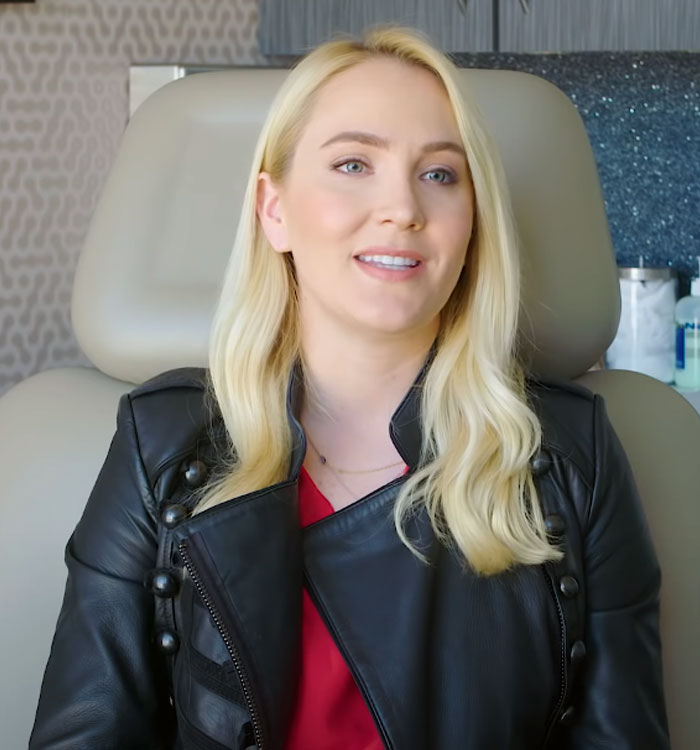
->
[197,26,562,575]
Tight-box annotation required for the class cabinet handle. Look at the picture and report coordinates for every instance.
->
[457,0,469,13]
[519,0,530,12]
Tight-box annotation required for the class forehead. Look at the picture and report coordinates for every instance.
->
[298,57,461,146]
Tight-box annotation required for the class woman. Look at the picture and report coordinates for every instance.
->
[30,27,669,750]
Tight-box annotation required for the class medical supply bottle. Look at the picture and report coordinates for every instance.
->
[674,257,700,390]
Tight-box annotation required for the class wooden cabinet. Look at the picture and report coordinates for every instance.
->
[258,0,493,55]
[258,0,700,55]
[500,0,700,52]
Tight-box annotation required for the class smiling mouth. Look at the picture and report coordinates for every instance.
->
[356,254,421,270]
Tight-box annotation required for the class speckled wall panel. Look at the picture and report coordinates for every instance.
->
[0,0,262,395]
[454,52,700,286]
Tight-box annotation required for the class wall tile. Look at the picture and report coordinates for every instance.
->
[0,0,262,394]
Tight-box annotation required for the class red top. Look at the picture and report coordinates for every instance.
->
[285,467,385,750]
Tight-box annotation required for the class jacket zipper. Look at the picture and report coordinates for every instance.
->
[304,572,396,750]
[540,567,567,748]
[178,539,266,750]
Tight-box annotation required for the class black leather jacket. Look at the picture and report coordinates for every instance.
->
[30,367,669,750]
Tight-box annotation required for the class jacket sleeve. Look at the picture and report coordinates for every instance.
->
[565,395,670,749]
[29,393,174,750]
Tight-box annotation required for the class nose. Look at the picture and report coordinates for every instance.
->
[375,173,426,231]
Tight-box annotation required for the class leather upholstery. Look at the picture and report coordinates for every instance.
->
[72,69,617,383]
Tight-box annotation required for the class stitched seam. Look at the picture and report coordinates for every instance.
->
[151,445,203,487]
[66,541,151,587]
[587,394,603,530]
[542,444,593,496]
[125,393,160,522]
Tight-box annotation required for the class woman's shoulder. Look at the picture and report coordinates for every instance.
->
[121,367,219,487]
[129,366,210,399]
[526,373,596,423]
[525,374,598,486]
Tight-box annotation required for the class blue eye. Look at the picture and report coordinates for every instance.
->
[424,168,455,184]
[333,160,456,183]
[336,160,366,174]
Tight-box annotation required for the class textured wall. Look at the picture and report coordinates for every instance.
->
[0,0,262,395]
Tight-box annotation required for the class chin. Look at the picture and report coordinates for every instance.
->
[353,312,435,339]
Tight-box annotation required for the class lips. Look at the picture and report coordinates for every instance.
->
[353,247,424,269]
[352,246,425,280]
[356,254,419,269]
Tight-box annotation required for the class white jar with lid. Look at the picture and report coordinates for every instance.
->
[606,266,678,383]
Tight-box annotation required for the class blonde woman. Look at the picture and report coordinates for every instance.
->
[31,27,668,750]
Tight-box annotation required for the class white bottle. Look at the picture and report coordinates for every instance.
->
[674,257,700,390]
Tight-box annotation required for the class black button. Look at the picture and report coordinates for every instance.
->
[182,459,208,488]
[150,569,180,598]
[155,629,180,655]
[559,705,576,726]
[161,503,189,529]
[570,640,586,664]
[544,514,565,537]
[560,575,580,598]
[530,448,553,476]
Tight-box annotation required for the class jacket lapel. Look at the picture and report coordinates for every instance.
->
[172,354,433,749]
[174,481,303,750]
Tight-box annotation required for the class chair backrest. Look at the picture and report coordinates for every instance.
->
[1,67,698,749]
[72,68,618,382]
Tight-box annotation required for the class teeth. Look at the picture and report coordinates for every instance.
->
[357,254,419,267]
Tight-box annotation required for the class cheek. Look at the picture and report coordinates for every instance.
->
[287,184,364,248]
[426,183,473,237]
[436,206,473,268]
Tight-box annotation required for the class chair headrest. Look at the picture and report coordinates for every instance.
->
[72,68,618,384]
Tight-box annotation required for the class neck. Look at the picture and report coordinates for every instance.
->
[297,318,435,497]
[300,323,436,430]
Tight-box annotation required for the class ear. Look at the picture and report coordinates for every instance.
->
[256,172,289,254]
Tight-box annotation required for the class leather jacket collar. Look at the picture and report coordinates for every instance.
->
[285,346,434,481]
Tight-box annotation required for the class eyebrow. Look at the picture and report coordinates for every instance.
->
[320,130,466,159]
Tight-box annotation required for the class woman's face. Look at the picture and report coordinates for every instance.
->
[257,56,474,342]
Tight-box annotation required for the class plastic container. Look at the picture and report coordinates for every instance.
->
[606,266,678,383]
[674,258,700,390]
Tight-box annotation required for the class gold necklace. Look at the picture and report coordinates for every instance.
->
[305,432,404,475]
[319,459,359,500]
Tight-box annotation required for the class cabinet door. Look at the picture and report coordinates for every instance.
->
[500,0,700,52]
[258,0,493,55]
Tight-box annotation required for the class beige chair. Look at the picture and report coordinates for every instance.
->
[1,68,698,749]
